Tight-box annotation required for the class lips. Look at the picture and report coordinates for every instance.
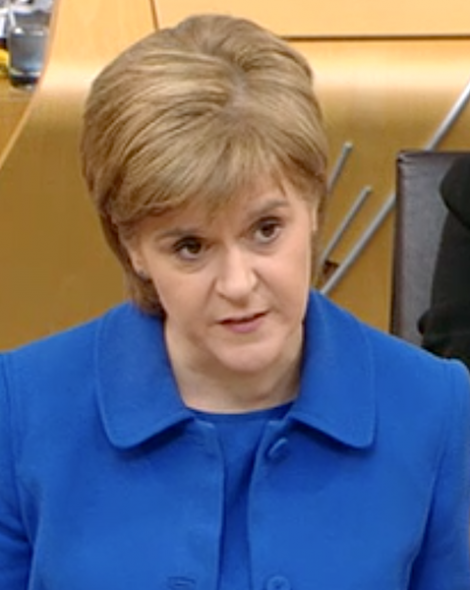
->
[220,311,266,334]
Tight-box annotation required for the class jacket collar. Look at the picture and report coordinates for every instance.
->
[95,292,375,450]
[95,304,193,449]
[290,293,375,449]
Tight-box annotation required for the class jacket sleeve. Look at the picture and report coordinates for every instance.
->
[0,354,31,589]
[410,360,470,590]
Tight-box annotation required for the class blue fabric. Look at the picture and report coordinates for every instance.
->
[193,405,291,590]
[0,291,469,589]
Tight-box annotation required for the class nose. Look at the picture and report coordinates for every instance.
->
[215,246,257,302]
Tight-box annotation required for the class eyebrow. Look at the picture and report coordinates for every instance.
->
[248,198,290,218]
[155,227,203,241]
[155,198,290,240]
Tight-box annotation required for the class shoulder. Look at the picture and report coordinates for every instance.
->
[305,293,470,500]
[1,306,118,377]
[1,302,146,364]
[0,303,158,461]
[0,303,143,407]
[308,291,470,412]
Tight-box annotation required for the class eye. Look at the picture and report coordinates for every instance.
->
[253,217,282,244]
[172,236,205,261]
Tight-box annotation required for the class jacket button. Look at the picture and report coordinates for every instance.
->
[265,575,291,590]
[266,438,290,462]
[167,577,196,589]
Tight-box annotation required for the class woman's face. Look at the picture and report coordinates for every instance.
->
[126,181,317,381]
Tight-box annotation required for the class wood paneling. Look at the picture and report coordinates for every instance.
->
[154,0,470,37]
[0,0,156,349]
[297,38,470,329]
[0,80,30,157]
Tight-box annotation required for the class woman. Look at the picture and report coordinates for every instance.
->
[0,14,469,590]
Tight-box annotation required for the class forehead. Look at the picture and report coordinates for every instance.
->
[144,181,306,233]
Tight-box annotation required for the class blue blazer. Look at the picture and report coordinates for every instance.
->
[1,292,469,589]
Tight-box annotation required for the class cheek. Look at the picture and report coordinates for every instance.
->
[152,281,184,315]
[152,274,205,322]
[142,266,177,312]
[265,246,311,300]
[286,231,314,274]
[276,238,314,300]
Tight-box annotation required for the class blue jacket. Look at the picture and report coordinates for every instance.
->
[1,292,469,589]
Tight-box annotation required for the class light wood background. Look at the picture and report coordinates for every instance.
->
[155,0,470,36]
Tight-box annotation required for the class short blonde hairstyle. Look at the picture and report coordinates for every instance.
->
[81,13,328,314]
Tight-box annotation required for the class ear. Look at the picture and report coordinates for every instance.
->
[309,201,320,234]
[122,236,148,279]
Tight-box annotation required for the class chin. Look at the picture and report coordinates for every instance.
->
[218,346,281,375]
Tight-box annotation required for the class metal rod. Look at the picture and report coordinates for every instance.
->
[320,185,372,265]
[321,193,394,294]
[425,78,470,149]
[327,141,353,194]
[321,75,470,295]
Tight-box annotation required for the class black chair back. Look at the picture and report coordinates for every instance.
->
[391,150,468,344]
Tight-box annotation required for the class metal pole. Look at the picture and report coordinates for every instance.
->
[320,185,372,266]
[321,75,470,295]
[327,141,353,194]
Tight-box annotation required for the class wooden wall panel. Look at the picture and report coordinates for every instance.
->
[154,0,470,36]
[0,0,156,349]
[0,83,29,157]
[295,38,470,329]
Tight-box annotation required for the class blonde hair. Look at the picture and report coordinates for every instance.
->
[81,13,328,314]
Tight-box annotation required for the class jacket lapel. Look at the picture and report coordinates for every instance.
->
[95,304,193,449]
[95,293,376,451]
[291,293,376,449]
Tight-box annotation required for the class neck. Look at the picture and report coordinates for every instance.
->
[168,346,302,414]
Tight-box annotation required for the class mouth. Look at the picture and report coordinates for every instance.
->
[219,311,267,334]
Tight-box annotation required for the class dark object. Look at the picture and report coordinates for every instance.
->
[391,150,465,345]
[419,155,470,368]
[7,22,48,87]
